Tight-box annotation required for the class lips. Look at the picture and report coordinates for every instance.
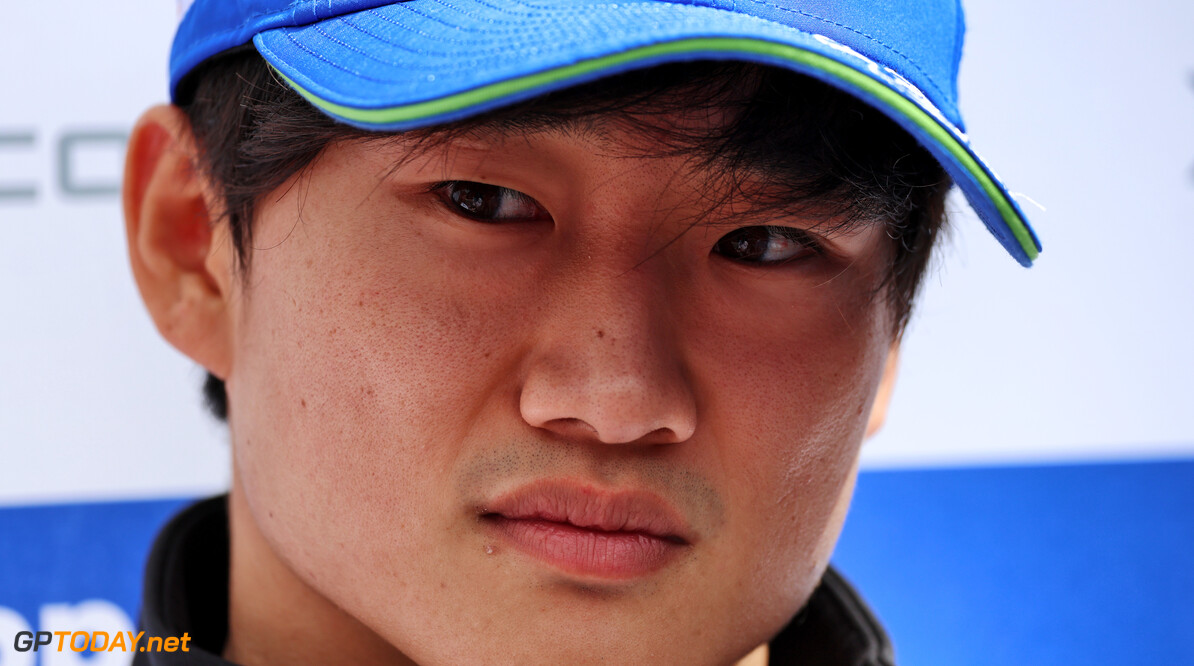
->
[478,480,693,579]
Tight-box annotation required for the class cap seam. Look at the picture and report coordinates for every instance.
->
[373,2,594,41]
[324,10,624,63]
[174,0,405,85]
[407,0,621,35]
[274,31,390,82]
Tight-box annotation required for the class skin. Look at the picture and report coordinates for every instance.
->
[124,104,900,666]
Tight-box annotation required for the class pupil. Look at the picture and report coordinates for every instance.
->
[730,228,769,259]
[452,183,499,217]
[714,226,809,264]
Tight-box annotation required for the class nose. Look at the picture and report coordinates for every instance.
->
[518,270,697,446]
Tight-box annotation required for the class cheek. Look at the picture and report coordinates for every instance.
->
[223,204,522,570]
[688,278,891,603]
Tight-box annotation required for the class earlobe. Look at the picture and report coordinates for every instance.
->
[123,104,235,379]
[865,343,900,439]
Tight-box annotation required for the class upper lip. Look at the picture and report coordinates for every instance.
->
[479,480,695,544]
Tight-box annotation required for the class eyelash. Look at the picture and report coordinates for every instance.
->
[711,225,824,266]
[431,180,549,223]
[432,180,823,265]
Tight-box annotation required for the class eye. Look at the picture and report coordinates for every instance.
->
[435,181,550,223]
[712,225,822,265]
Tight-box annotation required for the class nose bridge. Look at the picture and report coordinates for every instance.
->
[519,255,697,446]
[561,252,664,346]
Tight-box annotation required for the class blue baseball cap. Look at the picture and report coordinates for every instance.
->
[170,0,1041,266]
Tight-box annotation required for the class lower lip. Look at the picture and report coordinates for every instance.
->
[485,516,684,579]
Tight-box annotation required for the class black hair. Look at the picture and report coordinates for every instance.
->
[181,52,949,421]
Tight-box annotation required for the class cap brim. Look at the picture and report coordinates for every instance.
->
[253,0,1040,266]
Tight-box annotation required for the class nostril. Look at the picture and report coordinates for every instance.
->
[562,421,682,446]
[641,427,681,445]
[541,417,600,439]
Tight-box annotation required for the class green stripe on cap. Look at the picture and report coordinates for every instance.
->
[272,37,1038,262]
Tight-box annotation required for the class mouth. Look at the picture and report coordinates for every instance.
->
[477,480,693,580]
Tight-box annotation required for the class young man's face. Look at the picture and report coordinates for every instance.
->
[132,109,900,664]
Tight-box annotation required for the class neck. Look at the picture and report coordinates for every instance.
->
[735,643,770,666]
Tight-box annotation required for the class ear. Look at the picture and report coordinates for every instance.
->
[865,343,900,439]
[123,104,235,379]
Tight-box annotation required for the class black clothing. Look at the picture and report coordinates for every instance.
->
[135,496,894,665]
[134,497,229,666]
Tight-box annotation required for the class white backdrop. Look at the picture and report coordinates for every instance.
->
[1,0,1191,506]
[870,0,1194,466]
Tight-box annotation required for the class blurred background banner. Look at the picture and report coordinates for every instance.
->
[1,1,1191,664]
